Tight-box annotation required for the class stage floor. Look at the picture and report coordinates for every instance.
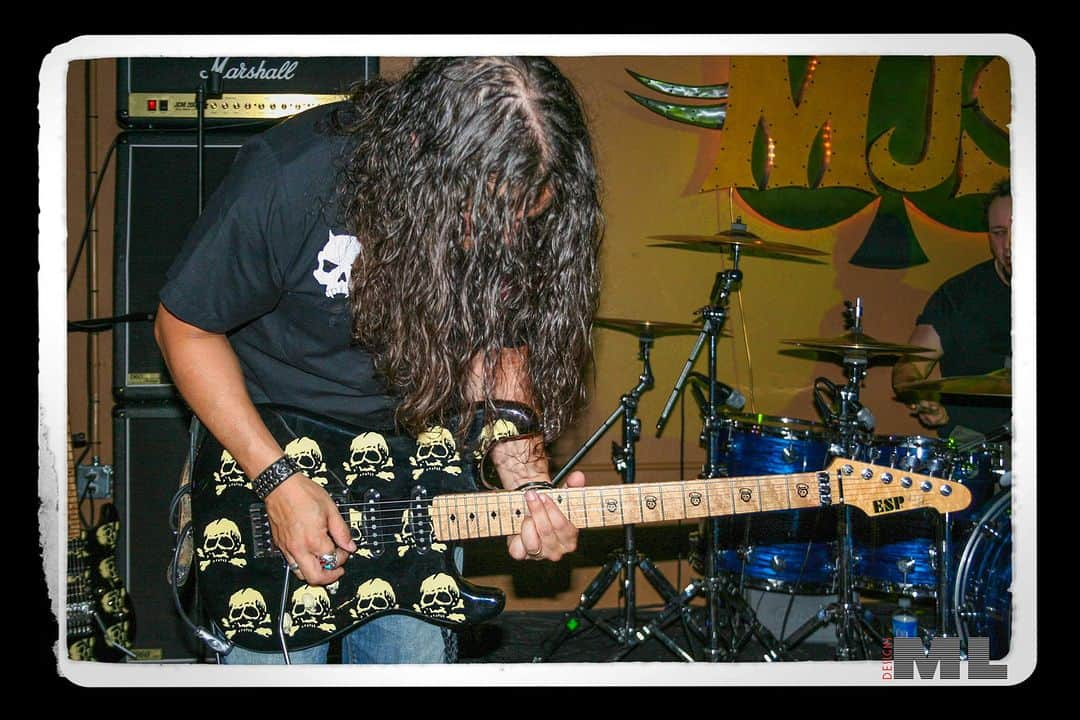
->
[456,607,856,663]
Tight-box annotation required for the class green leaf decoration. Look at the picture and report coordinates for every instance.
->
[625,92,727,129]
[787,56,813,106]
[849,190,928,268]
[626,69,729,99]
[737,186,877,230]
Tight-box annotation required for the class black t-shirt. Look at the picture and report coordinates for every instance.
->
[917,259,1012,437]
[160,102,397,430]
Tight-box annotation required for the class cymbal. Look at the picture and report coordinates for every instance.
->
[781,332,936,356]
[650,233,828,257]
[896,368,1011,397]
[594,317,727,338]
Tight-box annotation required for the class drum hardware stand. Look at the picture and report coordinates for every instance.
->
[626,240,789,662]
[534,333,684,662]
[781,298,887,660]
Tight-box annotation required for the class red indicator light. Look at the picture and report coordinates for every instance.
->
[147,99,157,111]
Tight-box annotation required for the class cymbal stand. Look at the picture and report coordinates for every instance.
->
[534,333,684,661]
[619,245,789,662]
[781,298,886,659]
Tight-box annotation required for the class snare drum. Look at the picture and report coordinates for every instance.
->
[953,490,1011,660]
[693,414,837,594]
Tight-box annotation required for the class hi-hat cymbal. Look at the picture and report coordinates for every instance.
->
[896,368,1011,397]
[650,233,828,257]
[595,317,727,338]
[781,332,935,356]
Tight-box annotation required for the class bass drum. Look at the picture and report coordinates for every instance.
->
[691,414,837,594]
[953,490,1011,660]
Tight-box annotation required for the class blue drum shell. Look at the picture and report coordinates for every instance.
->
[706,415,836,594]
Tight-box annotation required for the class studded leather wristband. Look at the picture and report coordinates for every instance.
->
[252,454,300,500]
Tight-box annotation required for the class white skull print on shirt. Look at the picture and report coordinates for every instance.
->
[312,230,361,299]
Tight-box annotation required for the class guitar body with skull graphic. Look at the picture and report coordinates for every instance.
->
[190,403,535,653]
[190,404,977,653]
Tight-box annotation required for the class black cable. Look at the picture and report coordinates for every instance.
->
[74,445,90,469]
[170,522,233,657]
[67,311,155,333]
[68,134,119,291]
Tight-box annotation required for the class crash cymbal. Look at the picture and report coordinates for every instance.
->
[781,332,935,356]
[895,368,1011,397]
[650,233,828,257]
[595,317,726,338]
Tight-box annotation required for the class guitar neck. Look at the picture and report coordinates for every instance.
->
[67,422,82,541]
[430,471,823,542]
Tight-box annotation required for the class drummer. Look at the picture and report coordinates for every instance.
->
[891,178,1012,441]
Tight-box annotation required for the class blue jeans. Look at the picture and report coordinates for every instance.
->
[218,613,452,665]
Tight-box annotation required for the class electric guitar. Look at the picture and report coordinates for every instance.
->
[191,404,972,653]
[66,430,135,662]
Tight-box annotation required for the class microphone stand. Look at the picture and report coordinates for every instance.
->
[621,245,788,662]
[196,71,224,214]
[535,334,685,661]
[779,298,886,660]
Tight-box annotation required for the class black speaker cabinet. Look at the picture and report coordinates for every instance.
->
[112,401,207,662]
[113,131,254,401]
[117,56,378,128]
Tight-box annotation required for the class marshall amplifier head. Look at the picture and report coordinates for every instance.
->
[117,56,379,128]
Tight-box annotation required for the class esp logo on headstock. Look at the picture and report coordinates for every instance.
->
[872,496,906,514]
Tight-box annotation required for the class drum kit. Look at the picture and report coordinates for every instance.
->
[535,221,1013,663]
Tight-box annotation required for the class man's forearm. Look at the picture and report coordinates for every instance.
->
[154,303,283,478]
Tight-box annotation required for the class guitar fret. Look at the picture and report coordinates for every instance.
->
[582,488,601,528]
[683,480,708,519]
[453,496,464,540]
[621,486,643,524]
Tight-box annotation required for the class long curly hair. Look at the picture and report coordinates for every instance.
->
[329,57,603,443]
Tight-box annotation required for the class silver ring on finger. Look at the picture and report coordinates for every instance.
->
[319,552,338,571]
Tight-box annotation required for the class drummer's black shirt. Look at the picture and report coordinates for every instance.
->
[917,259,1012,437]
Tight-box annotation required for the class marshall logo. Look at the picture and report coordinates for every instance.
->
[739,488,753,503]
[200,57,299,81]
[796,483,810,498]
[645,496,658,511]
[872,496,906,514]
[605,499,619,513]
[688,492,703,507]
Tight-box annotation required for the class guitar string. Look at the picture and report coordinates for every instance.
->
[250,464,961,552]
[309,476,825,551]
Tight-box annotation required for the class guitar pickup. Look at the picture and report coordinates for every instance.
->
[249,503,278,559]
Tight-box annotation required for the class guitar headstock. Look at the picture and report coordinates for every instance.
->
[823,456,973,516]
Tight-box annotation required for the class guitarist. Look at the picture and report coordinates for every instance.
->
[154,57,603,664]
